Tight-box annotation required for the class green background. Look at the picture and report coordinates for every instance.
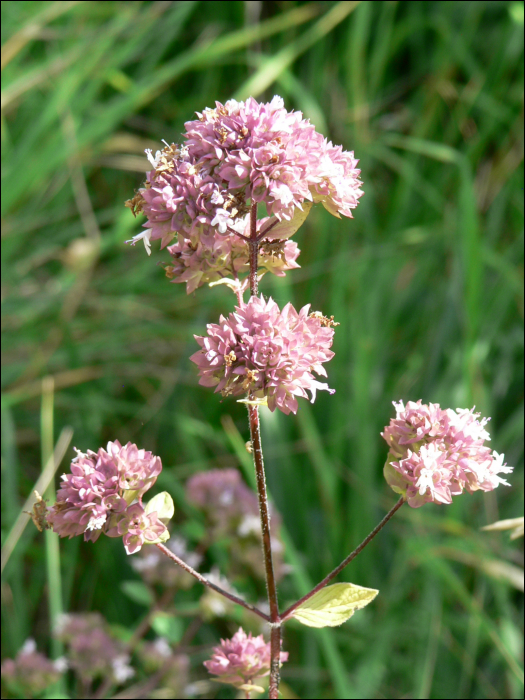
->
[2,1,523,698]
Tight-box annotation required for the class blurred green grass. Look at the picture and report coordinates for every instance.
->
[1,1,523,698]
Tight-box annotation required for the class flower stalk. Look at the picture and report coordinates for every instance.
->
[281,497,405,621]
[249,201,259,298]
[155,542,270,621]
[246,202,282,698]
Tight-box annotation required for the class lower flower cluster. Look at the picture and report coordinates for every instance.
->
[381,400,513,507]
[204,627,288,694]
[1,615,189,698]
[190,295,337,414]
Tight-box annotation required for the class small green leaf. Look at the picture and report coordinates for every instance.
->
[266,200,313,239]
[151,612,183,643]
[290,583,378,628]
[145,491,174,522]
[121,580,154,607]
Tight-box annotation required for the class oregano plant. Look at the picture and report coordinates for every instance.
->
[35,96,512,699]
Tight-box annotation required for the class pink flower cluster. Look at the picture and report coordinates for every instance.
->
[1,640,65,697]
[54,613,134,684]
[46,441,166,554]
[381,400,513,507]
[190,295,337,414]
[184,95,363,222]
[203,627,288,692]
[126,96,362,291]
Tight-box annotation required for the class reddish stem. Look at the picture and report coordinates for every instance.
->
[256,217,280,242]
[155,543,270,621]
[248,201,259,297]
[247,404,280,624]
[246,200,282,698]
[281,497,405,621]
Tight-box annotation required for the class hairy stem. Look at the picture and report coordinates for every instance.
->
[269,625,282,699]
[247,200,281,698]
[248,201,259,297]
[247,404,280,624]
[281,497,405,621]
[155,543,270,621]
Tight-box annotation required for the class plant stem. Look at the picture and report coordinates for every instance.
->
[247,200,281,699]
[281,497,405,621]
[256,217,280,241]
[248,201,259,297]
[155,543,270,621]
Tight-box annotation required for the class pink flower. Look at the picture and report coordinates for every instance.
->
[381,400,513,507]
[185,96,363,222]
[126,96,363,258]
[203,627,288,692]
[46,441,163,550]
[107,503,168,555]
[190,296,337,414]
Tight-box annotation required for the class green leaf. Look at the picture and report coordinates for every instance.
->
[145,491,174,523]
[266,200,313,239]
[290,583,379,628]
[150,612,183,643]
[121,580,154,607]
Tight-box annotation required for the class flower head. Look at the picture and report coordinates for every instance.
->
[382,400,513,507]
[203,627,288,693]
[54,613,134,684]
[46,441,167,553]
[126,95,362,259]
[190,295,337,414]
[1,640,64,697]
[184,95,363,222]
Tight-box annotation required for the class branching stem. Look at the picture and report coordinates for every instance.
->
[155,543,270,621]
[281,497,405,621]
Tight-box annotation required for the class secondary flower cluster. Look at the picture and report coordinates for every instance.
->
[190,295,337,414]
[1,639,65,697]
[125,95,362,292]
[54,613,134,684]
[204,627,288,693]
[382,400,513,507]
[186,468,287,581]
[46,441,168,554]
[1,618,190,699]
